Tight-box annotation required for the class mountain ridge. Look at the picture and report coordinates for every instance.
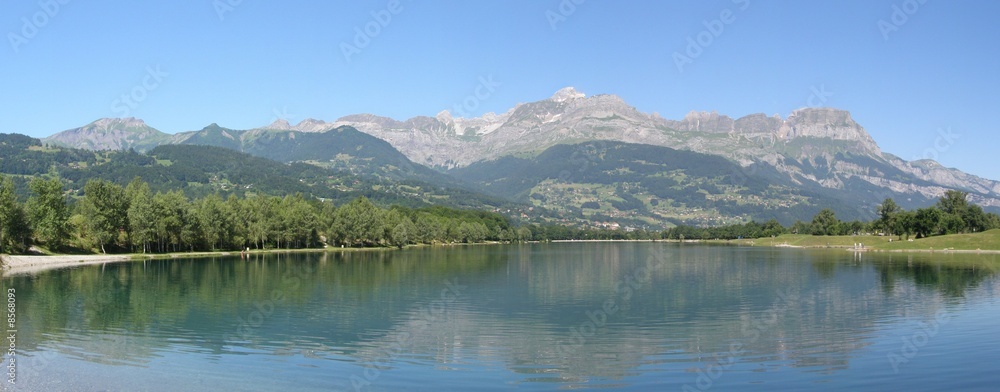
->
[42,117,177,151]
[36,88,1000,214]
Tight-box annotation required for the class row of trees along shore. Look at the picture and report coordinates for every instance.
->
[2,171,999,255]
[663,190,1000,240]
[0,173,530,254]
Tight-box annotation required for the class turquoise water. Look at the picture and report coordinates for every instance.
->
[3,243,1000,391]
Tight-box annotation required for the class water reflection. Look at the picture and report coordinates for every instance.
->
[3,244,999,390]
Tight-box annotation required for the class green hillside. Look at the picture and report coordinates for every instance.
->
[177,123,243,151]
[0,134,530,215]
[450,141,877,229]
[178,125,462,187]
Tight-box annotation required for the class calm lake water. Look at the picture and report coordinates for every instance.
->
[3,243,1000,391]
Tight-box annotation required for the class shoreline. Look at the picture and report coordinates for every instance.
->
[756,244,1000,254]
[1,254,133,276]
[5,239,999,276]
[0,246,391,276]
[0,242,536,276]
[846,247,1000,255]
[711,240,1000,254]
[550,239,660,243]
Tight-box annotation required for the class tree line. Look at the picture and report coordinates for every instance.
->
[662,219,787,240]
[0,172,532,255]
[789,190,999,239]
[662,190,1000,240]
[870,190,1000,239]
[3,170,999,255]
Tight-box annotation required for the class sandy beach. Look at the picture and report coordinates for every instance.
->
[1,254,132,276]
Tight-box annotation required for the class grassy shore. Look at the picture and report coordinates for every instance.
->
[724,229,1000,252]
[874,230,1000,251]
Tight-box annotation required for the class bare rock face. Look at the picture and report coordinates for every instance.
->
[335,114,406,130]
[259,118,333,133]
[888,156,1000,200]
[295,118,333,133]
[667,111,735,133]
[42,118,169,151]
[733,113,783,137]
[781,108,880,155]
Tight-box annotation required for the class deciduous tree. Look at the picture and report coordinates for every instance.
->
[810,209,841,236]
[80,179,128,253]
[126,178,156,253]
[877,198,901,237]
[26,171,70,248]
[0,175,30,253]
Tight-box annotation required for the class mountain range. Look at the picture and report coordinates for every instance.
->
[35,88,1000,228]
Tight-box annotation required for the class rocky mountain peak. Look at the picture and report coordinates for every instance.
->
[295,118,331,132]
[266,119,292,130]
[90,117,147,130]
[42,117,167,151]
[550,87,585,103]
[260,118,331,132]
[335,114,407,130]
[435,110,454,124]
[780,108,879,153]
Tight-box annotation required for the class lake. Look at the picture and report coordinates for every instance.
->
[3,243,1000,391]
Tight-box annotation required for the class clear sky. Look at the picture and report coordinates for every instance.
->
[2,0,997,179]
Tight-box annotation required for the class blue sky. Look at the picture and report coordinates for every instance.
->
[2,0,998,179]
